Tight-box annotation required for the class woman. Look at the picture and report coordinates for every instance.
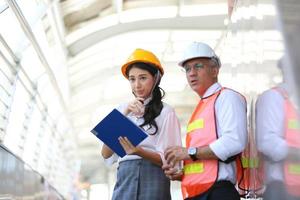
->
[101,48,182,200]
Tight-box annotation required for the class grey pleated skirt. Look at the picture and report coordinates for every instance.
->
[112,159,171,200]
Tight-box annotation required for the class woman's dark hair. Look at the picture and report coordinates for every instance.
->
[126,62,165,135]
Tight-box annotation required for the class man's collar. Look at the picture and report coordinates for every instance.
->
[201,82,222,99]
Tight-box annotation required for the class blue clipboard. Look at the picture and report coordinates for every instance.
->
[91,109,148,157]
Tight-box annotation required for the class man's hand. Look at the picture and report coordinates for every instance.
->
[162,163,183,181]
[164,146,189,167]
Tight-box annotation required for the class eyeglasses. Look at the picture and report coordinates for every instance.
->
[182,63,204,73]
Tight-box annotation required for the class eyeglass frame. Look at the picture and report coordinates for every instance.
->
[182,58,220,73]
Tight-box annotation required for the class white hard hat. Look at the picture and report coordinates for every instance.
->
[178,42,221,67]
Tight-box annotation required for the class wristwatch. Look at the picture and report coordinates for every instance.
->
[188,147,198,161]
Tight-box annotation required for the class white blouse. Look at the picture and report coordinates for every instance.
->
[104,101,182,166]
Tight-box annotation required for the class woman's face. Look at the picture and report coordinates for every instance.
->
[128,66,155,99]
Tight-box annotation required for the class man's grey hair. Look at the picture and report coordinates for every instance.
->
[210,58,221,68]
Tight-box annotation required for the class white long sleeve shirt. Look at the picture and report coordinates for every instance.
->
[202,83,247,183]
[104,101,182,167]
[255,84,289,183]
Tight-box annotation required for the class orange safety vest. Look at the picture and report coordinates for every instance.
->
[275,87,300,197]
[182,87,244,199]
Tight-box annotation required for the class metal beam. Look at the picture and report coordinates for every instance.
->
[68,15,227,56]
[5,0,69,115]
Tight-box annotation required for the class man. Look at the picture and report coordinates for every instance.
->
[255,57,300,200]
[163,42,247,200]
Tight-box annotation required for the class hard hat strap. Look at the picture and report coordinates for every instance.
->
[149,71,161,98]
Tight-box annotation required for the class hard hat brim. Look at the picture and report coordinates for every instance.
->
[121,60,164,78]
[178,56,219,67]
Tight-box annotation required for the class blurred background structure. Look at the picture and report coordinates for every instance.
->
[0,0,299,199]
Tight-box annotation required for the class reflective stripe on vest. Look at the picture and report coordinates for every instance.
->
[184,162,204,174]
[187,119,204,133]
[288,164,300,175]
[288,119,300,130]
[241,156,259,168]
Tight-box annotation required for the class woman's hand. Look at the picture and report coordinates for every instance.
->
[119,136,163,166]
[124,97,145,116]
[118,136,141,155]
[101,144,114,159]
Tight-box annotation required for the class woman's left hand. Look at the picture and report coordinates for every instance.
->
[118,136,141,155]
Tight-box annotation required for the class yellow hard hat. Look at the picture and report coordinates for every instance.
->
[121,48,164,78]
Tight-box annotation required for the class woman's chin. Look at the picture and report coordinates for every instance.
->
[136,94,148,99]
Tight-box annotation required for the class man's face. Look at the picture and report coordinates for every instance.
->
[183,58,219,96]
